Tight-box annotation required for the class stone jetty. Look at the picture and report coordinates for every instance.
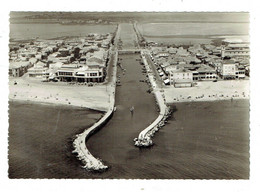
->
[72,106,113,170]
[72,49,118,170]
[134,51,172,147]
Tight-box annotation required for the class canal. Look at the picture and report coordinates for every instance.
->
[87,52,159,178]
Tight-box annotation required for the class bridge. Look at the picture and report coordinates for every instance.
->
[118,49,142,54]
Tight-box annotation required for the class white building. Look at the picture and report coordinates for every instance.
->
[57,63,104,83]
[168,68,193,87]
[220,60,237,79]
[221,43,250,58]
[28,62,49,79]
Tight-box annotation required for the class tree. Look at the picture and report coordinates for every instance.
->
[73,47,81,59]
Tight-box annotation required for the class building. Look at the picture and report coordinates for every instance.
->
[28,62,49,79]
[156,52,169,58]
[168,68,193,87]
[236,65,246,79]
[75,63,104,82]
[48,62,63,80]
[57,64,80,82]
[196,64,217,81]
[164,65,178,74]
[57,63,104,83]
[58,48,70,57]
[9,61,32,77]
[192,71,199,81]
[221,43,250,58]
[220,60,237,79]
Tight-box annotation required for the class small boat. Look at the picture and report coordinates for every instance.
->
[130,106,134,113]
[114,107,117,112]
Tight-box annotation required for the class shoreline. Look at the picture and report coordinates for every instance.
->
[167,98,249,105]
[8,98,105,112]
[9,95,108,112]
[9,78,110,112]
[166,96,249,105]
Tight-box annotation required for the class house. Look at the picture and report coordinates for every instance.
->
[221,43,250,58]
[9,61,32,77]
[212,47,222,56]
[220,60,237,79]
[87,56,105,67]
[168,68,193,87]
[28,62,49,79]
[156,52,169,58]
[192,71,199,81]
[196,64,217,81]
[58,48,70,57]
[176,47,190,57]
[168,47,177,54]
[29,57,38,65]
[236,65,246,79]
[164,65,179,74]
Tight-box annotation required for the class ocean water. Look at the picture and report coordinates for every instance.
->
[8,100,250,179]
[8,101,103,178]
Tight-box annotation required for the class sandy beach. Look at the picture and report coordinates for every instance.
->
[9,76,111,112]
[163,80,249,104]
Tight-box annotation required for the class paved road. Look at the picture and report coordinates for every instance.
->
[144,52,165,88]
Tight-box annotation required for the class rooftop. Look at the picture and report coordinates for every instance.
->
[9,61,30,69]
[223,60,236,64]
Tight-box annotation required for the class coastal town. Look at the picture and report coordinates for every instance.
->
[8,12,250,177]
[9,33,250,115]
[9,31,249,96]
[9,33,114,83]
[147,41,249,86]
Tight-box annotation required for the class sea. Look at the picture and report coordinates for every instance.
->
[8,100,249,179]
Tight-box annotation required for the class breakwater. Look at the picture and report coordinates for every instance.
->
[72,50,118,170]
[134,51,172,147]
